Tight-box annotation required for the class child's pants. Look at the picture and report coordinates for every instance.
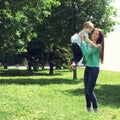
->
[71,43,83,64]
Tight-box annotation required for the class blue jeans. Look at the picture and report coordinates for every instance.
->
[84,66,99,109]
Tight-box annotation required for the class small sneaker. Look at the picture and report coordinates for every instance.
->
[70,62,76,70]
[70,62,76,67]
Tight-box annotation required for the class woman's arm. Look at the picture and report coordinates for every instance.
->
[81,41,100,55]
[80,33,100,48]
[85,38,100,48]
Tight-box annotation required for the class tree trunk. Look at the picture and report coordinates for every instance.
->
[73,67,77,80]
[4,64,8,69]
[27,60,32,71]
[33,63,39,71]
[49,62,54,75]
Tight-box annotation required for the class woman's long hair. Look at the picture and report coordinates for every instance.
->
[95,28,104,64]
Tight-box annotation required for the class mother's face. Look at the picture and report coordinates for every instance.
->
[91,30,99,41]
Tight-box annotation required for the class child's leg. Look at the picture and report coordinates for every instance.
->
[70,43,83,70]
[72,44,83,64]
[70,43,77,64]
[75,49,83,63]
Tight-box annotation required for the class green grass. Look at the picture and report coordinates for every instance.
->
[0,67,120,120]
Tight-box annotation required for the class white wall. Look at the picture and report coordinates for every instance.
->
[100,25,120,71]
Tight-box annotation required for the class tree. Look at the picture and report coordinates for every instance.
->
[0,0,118,74]
[0,0,60,68]
[35,0,118,75]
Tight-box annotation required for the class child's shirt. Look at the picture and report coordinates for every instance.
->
[71,29,88,48]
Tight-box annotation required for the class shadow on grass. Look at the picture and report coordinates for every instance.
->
[0,78,80,85]
[64,84,120,108]
[96,84,120,108]
[0,69,69,76]
[0,69,82,85]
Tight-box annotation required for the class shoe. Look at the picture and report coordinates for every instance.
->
[70,62,76,67]
[70,62,76,70]
[94,108,98,113]
[86,107,91,112]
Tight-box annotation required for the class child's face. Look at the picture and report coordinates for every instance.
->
[85,28,93,33]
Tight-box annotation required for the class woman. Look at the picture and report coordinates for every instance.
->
[81,28,104,112]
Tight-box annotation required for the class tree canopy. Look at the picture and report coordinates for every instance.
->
[0,0,118,73]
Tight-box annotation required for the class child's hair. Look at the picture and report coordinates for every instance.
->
[83,21,94,29]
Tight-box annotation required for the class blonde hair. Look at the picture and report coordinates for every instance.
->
[83,21,94,29]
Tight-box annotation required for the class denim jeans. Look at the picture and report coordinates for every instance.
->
[84,66,99,109]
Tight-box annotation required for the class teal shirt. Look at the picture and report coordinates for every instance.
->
[81,41,101,67]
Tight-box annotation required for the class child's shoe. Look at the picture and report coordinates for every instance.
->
[70,62,76,67]
[70,62,76,70]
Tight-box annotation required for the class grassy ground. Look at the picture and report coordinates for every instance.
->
[0,67,120,120]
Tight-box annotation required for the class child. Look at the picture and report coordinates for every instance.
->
[70,21,99,69]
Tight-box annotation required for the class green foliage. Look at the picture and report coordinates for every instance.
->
[0,0,60,65]
[0,0,119,68]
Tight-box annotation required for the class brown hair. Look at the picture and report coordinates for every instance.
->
[94,28,104,64]
[83,21,94,29]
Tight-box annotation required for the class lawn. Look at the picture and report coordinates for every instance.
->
[0,67,120,120]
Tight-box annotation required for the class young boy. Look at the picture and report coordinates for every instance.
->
[70,21,99,69]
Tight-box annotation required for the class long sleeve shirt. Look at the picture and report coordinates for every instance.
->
[81,41,101,67]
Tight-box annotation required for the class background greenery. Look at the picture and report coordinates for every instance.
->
[0,67,120,120]
[0,0,118,74]
[0,1,120,119]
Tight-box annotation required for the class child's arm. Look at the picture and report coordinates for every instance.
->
[79,33,100,48]
[85,38,100,48]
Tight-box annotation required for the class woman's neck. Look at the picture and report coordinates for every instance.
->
[93,40,97,43]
